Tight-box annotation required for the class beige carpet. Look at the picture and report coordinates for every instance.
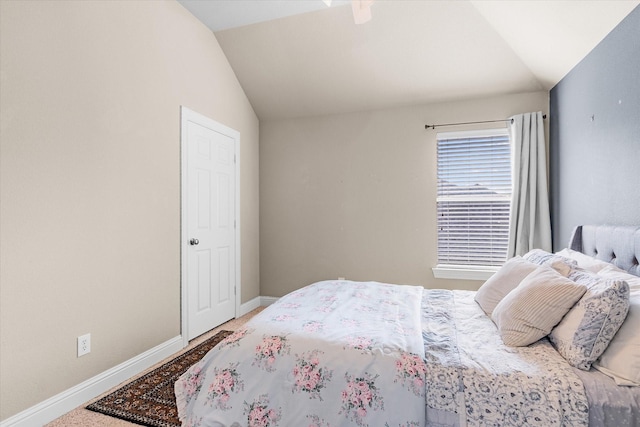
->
[45,307,264,427]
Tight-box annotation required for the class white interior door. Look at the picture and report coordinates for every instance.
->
[182,107,239,341]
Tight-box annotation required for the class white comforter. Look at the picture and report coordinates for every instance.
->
[176,280,427,427]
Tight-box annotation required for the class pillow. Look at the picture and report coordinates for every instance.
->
[475,257,539,316]
[491,266,587,347]
[591,265,639,385]
[548,266,630,370]
[522,249,576,276]
[556,248,625,274]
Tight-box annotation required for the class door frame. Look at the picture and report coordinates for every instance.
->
[180,106,241,348]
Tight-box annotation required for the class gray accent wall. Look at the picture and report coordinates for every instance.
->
[550,5,640,251]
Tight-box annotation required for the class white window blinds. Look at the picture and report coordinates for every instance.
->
[437,129,511,267]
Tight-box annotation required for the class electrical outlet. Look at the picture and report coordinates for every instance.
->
[77,333,91,357]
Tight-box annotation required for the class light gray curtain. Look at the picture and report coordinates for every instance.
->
[507,112,552,257]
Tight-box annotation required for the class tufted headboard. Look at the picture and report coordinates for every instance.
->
[569,225,640,277]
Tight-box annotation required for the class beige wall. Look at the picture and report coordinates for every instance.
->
[0,0,259,420]
[260,92,549,297]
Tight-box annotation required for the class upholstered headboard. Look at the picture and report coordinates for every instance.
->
[569,225,640,277]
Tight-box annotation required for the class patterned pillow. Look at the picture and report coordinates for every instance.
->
[523,249,576,276]
[592,265,640,385]
[492,266,587,347]
[548,266,630,370]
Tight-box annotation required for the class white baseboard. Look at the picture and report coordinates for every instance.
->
[260,296,279,306]
[238,295,261,316]
[239,296,279,316]
[0,336,183,427]
[1,296,280,427]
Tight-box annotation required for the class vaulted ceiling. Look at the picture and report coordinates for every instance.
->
[178,0,639,120]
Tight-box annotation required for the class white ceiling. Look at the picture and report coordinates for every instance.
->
[178,0,639,120]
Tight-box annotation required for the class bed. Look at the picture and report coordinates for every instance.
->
[175,224,640,427]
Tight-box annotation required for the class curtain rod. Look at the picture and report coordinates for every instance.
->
[424,114,546,130]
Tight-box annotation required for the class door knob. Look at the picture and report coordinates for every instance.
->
[189,238,199,246]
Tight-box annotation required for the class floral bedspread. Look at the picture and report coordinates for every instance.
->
[176,283,590,427]
[422,289,589,427]
[175,280,427,427]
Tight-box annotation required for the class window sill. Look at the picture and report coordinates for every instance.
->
[432,265,499,281]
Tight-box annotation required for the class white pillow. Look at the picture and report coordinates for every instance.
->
[556,248,625,273]
[475,257,538,316]
[549,266,630,370]
[592,265,640,386]
[492,266,587,347]
[475,255,575,317]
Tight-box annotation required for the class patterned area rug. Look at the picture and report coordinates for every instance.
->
[87,330,233,427]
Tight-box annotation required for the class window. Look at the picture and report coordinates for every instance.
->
[433,129,511,279]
